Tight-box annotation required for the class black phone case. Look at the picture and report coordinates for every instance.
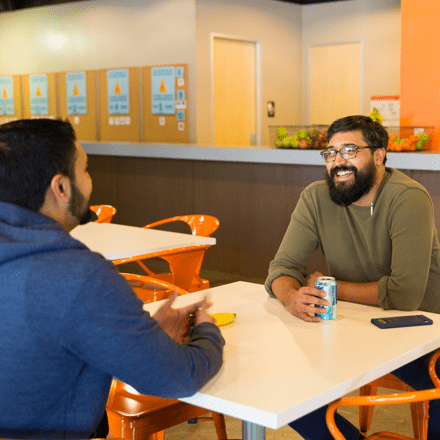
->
[371,315,433,329]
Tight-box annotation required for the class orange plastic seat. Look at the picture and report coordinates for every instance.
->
[326,350,440,440]
[90,204,117,223]
[114,215,219,293]
[106,273,228,440]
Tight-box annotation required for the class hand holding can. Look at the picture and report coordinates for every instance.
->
[314,277,337,320]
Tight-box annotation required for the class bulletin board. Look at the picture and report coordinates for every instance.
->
[142,64,189,143]
[0,75,22,125]
[98,67,141,142]
[58,70,98,141]
[22,72,58,120]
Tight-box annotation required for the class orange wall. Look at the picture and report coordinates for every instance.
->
[400,0,440,150]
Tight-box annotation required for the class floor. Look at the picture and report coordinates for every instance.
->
[110,269,417,439]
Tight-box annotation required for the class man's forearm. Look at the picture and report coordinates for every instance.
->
[271,275,302,305]
[336,280,380,306]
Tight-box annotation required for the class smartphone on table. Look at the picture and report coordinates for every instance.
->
[371,315,433,329]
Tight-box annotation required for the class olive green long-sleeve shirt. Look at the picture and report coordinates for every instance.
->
[265,168,440,313]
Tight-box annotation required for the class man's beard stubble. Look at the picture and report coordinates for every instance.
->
[326,160,377,206]
[69,181,94,225]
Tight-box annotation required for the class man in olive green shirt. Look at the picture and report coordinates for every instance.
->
[265,115,440,440]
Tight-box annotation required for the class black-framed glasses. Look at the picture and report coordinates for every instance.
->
[320,145,373,163]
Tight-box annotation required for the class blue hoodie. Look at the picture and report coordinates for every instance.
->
[0,202,224,439]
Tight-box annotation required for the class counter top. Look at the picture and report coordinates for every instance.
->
[81,141,440,171]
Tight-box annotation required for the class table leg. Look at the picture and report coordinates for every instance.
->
[242,420,266,440]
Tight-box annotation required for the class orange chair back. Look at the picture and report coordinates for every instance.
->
[90,205,117,223]
[121,273,188,303]
[327,350,440,440]
[144,214,219,237]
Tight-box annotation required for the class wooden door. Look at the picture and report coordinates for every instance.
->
[309,43,362,125]
[213,37,257,146]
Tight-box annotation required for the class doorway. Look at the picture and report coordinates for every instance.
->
[309,42,362,125]
[212,35,260,146]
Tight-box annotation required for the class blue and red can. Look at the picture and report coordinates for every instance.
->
[315,276,337,321]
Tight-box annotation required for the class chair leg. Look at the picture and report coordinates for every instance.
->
[410,401,429,440]
[148,431,165,440]
[212,412,228,440]
[359,383,378,436]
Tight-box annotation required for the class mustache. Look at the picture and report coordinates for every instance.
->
[330,165,357,178]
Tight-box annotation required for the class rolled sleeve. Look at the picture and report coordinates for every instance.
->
[265,191,320,297]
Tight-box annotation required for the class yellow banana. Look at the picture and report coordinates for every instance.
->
[211,313,236,326]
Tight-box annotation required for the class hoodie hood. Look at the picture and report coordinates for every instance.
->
[0,201,88,266]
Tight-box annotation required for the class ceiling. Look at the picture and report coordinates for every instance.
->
[0,0,347,11]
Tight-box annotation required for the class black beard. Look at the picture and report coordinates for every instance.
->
[79,208,95,225]
[69,180,93,225]
[326,161,376,206]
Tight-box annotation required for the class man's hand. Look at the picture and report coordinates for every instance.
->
[153,292,215,343]
[306,271,324,288]
[284,286,329,322]
[271,275,329,322]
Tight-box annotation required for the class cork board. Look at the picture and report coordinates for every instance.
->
[0,75,23,125]
[58,70,98,141]
[98,67,140,142]
[22,72,58,120]
[142,64,189,143]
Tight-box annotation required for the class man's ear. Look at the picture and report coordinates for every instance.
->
[50,174,71,204]
[375,147,386,166]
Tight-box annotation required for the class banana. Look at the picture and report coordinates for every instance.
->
[211,313,236,326]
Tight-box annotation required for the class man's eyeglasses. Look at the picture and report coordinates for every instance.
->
[320,145,373,163]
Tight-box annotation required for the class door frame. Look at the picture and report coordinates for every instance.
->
[210,33,262,145]
[306,40,364,125]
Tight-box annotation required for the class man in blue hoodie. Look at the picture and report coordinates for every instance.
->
[0,119,224,439]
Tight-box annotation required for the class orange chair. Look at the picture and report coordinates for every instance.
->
[326,350,440,440]
[359,374,428,439]
[114,215,219,292]
[90,204,117,223]
[145,215,220,238]
[106,273,228,440]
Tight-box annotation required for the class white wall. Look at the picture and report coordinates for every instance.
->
[0,0,401,143]
[195,0,303,146]
[302,0,401,124]
[0,0,198,139]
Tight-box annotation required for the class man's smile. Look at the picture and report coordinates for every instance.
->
[336,170,354,177]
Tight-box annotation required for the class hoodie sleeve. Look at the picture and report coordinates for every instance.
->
[58,259,224,398]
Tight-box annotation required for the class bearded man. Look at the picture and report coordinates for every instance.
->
[265,115,440,440]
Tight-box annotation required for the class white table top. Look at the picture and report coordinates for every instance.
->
[70,222,216,261]
[143,282,440,430]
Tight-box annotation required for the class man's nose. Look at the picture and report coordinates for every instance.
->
[333,150,347,166]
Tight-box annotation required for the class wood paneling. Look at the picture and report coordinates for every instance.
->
[87,155,440,281]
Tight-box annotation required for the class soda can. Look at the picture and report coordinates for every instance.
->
[314,276,337,321]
